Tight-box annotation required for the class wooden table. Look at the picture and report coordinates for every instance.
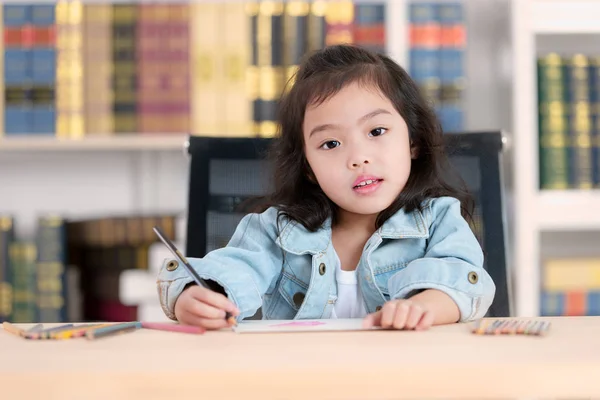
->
[1,316,599,399]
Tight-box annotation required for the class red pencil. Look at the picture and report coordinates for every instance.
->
[141,322,205,335]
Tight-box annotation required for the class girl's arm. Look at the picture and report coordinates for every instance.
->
[156,207,284,322]
[386,196,496,323]
[408,288,460,324]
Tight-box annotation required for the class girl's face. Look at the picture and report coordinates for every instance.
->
[303,82,413,221]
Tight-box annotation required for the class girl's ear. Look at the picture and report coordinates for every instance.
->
[410,144,419,159]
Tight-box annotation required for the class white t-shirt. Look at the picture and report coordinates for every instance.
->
[330,264,368,319]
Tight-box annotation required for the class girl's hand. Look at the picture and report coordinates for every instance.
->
[174,285,240,330]
[362,299,435,330]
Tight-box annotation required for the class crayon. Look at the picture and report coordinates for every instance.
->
[141,321,205,334]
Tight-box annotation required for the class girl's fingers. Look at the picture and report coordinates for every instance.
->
[189,300,227,320]
[188,285,240,315]
[415,310,435,330]
[380,302,398,328]
[180,312,231,330]
[404,304,423,330]
[392,302,410,330]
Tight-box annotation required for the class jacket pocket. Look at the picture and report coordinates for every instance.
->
[372,263,408,298]
[278,272,309,310]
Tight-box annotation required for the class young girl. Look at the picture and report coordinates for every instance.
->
[157,44,495,331]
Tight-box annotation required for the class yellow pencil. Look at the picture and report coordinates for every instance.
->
[52,324,110,340]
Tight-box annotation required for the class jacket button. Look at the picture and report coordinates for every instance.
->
[166,260,179,271]
[319,263,326,275]
[468,271,478,284]
[293,292,305,307]
[375,306,382,312]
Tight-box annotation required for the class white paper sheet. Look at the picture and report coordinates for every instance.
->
[232,318,381,334]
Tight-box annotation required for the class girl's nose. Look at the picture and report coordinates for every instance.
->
[349,158,370,169]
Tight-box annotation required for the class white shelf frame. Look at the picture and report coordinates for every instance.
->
[532,0,600,34]
[0,134,189,152]
[512,0,600,317]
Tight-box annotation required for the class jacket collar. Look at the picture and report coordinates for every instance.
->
[275,206,429,255]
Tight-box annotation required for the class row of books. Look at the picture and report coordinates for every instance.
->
[0,212,178,324]
[537,53,600,190]
[541,257,600,316]
[0,1,467,138]
[409,2,466,134]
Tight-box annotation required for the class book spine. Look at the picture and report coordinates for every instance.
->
[408,3,441,117]
[589,57,600,187]
[283,1,309,88]
[247,1,260,136]
[256,1,284,138]
[353,2,385,55]
[36,216,68,322]
[56,0,84,138]
[3,5,32,135]
[10,242,37,323]
[564,54,593,189]
[0,216,14,322]
[112,4,137,134]
[191,2,221,136]
[222,1,252,137]
[306,1,326,54]
[324,0,354,46]
[30,4,56,135]
[136,3,161,133]
[83,4,113,135]
[538,53,569,189]
[166,3,190,134]
[438,2,465,133]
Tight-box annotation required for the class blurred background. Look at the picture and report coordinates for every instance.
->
[0,0,597,325]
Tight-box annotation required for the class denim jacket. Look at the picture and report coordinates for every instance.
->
[156,196,496,323]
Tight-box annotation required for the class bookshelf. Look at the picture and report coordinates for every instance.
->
[512,0,600,317]
[0,0,513,324]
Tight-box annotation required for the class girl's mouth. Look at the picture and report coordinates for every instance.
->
[353,179,383,194]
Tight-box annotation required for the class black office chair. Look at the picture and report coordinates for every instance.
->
[185,131,511,318]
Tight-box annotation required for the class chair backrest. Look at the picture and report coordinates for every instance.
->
[185,131,511,318]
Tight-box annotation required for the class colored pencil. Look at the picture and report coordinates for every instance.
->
[471,319,551,337]
[24,324,75,340]
[26,323,44,333]
[86,321,142,340]
[2,321,25,337]
[141,321,206,334]
[51,323,110,340]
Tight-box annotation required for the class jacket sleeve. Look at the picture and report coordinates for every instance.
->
[156,207,283,321]
[387,197,496,322]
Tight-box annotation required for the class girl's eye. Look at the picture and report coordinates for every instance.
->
[369,127,387,137]
[320,140,340,150]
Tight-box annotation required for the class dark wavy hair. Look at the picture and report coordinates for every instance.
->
[265,44,473,232]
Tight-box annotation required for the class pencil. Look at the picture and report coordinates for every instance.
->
[26,323,44,333]
[86,321,142,340]
[51,323,110,340]
[141,321,206,334]
[2,321,25,337]
[25,323,75,340]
